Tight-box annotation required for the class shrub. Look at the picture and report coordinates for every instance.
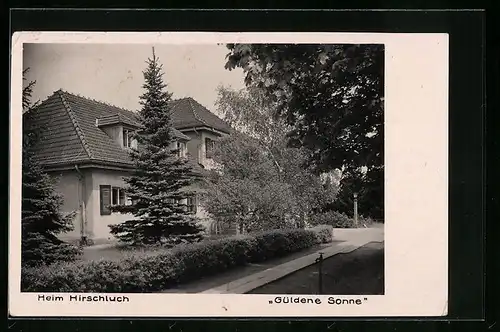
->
[21,260,126,292]
[309,210,355,228]
[21,228,324,293]
[248,229,318,262]
[309,211,378,228]
[22,236,82,267]
[309,224,334,244]
[359,216,375,227]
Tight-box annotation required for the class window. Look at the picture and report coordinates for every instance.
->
[99,185,112,215]
[166,198,180,206]
[110,187,127,206]
[101,186,129,214]
[205,138,215,158]
[119,189,126,205]
[178,141,187,158]
[123,129,132,148]
[111,187,119,206]
[165,198,184,207]
[187,196,197,214]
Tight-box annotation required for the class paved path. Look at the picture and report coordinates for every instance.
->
[248,241,384,295]
[200,226,384,294]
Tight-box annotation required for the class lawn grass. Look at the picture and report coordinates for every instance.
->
[247,242,384,295]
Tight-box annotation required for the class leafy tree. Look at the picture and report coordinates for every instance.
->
[330,167,384,219]
[202,131,299,233]
[202,87,338,232]
[224,44,384,219]
[22,68,81,266]
[109,49,204,246]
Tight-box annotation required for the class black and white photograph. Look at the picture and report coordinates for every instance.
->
[10,32,448,318]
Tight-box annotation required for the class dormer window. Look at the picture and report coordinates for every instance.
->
[96,114,141,149]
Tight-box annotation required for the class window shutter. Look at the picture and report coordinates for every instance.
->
[100,185,112,215]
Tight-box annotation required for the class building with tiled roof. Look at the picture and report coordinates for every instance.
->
[170,97,232,134]
[24,89,231,244]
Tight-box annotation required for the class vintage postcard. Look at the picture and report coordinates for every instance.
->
[9,32,448,317]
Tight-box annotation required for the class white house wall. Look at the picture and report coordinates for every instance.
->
[90,169,135,241]
[200,131,221,169]
[48,127,226,243]
[181,129,226,234]
[49,169,93,243]
[182,129,221,169]
[88,169,210,241]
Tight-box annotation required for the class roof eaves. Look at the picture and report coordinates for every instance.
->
[43,160,135,172]
[57,90,94,161]
[172,128,191,141]
[176,125,230,136]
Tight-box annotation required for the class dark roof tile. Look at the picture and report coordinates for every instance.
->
[170,97,232,134]
[26,90,215,169]
[26,93,90,166]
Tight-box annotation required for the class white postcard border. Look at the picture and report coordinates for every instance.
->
[9,32,449,317]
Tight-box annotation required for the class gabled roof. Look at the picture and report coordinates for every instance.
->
[24,92,93,167]
[25,90,201,172]
[170,97,232,134]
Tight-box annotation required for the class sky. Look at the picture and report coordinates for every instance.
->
[23,43,246,113]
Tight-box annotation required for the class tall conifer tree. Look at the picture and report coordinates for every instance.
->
[109,49,204,246]
[22,68,81,266]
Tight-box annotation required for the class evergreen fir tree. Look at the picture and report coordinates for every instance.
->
[22,68,81,267]
[109,49,204,246]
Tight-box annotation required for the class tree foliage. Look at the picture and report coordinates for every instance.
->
[109,50,204,246]
[202,87,338,233]
[22,68,81,266]
[22,68,39,113]
[224,44,384,219]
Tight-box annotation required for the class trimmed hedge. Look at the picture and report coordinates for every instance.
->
[21,226,333,293]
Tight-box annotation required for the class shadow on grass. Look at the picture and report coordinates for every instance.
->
[247,242,384,295]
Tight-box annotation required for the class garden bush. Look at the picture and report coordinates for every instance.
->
[309,210,376,228]
[21,227,332,293]
[359,216,375,227]
[309,224,334,243]
[309,210,354,228]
